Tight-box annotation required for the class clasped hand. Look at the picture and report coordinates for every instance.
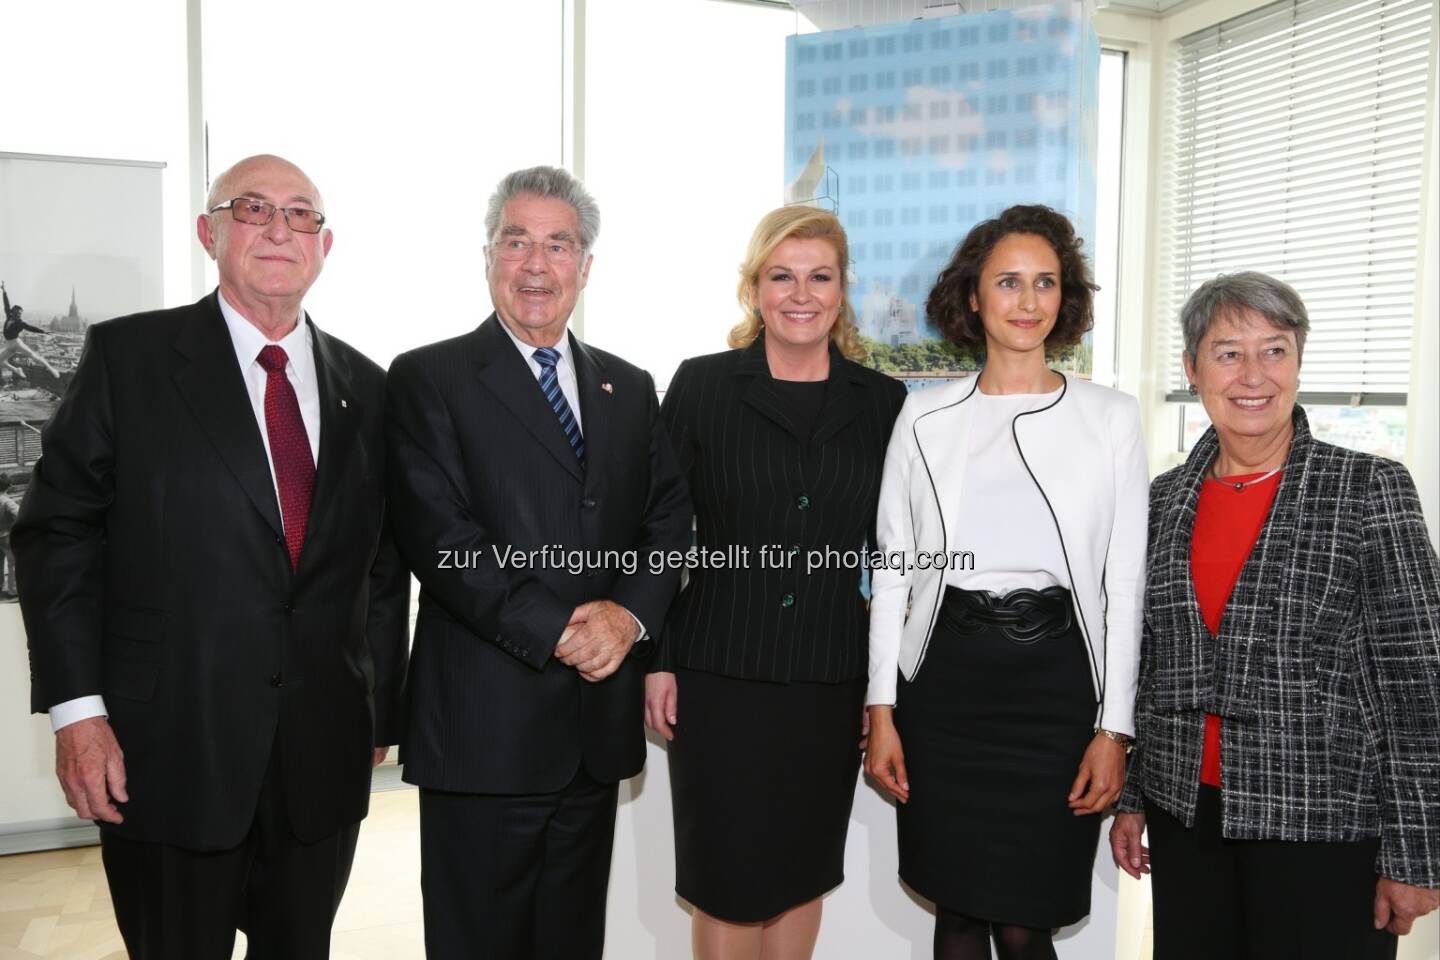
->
[556,600,638,681]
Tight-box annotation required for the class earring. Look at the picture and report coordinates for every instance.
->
[1187,383,1198,396]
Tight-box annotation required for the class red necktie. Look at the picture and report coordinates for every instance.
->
[257,345,315,570]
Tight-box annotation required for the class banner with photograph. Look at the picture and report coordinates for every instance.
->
[0,151,164,844]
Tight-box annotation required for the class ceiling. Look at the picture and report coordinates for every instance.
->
[719,0,1196,22]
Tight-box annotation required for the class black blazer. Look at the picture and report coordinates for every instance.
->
[15,292,410,851]
[655,336,907,683]
[385,314,692,794]
[1118,407,1440,887]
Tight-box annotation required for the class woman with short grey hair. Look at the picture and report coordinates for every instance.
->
[1110,271,1440,959]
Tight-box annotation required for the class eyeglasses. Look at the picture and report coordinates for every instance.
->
[490,237,582,265]
[209,197,328,234]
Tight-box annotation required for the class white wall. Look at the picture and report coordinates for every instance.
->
[581,0,797,388]
[0,0,192,834]
[199,1,565,367]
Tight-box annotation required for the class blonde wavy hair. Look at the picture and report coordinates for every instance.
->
[727,205,866,361]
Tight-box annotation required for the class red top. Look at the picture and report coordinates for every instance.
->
[1190,470,1282,787]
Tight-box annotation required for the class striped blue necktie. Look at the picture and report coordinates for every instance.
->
[532,346,586,465]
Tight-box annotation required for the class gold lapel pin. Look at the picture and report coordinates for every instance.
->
[600,383,614,394]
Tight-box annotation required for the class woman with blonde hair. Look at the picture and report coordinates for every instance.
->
[646,205,906,959]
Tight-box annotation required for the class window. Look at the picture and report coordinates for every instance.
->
[1158,0,1432,451]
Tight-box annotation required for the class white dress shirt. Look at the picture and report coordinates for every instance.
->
[945,388,1068,593]
[49,293,321,732]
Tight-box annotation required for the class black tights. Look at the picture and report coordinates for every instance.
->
[934,908,1057,960]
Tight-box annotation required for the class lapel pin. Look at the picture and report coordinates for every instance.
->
[340,399,348,408]
[600,383,614,394]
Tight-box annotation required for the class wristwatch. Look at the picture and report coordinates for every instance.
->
[1096,728,1134,754]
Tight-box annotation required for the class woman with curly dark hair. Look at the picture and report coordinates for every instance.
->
[864,205,1149,959]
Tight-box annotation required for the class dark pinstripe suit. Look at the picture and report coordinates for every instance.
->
[386,313,691,791]
[384,314,691,958]
[654,336,907,682]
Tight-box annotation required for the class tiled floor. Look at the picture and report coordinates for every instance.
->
[0,789,425,960]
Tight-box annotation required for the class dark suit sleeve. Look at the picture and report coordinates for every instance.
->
[649,361,696,672]
[13,326,115,712]
[365,498,410,746]
[1358,459,1440,887]
[384,351,574,669]
[608,369,693,643]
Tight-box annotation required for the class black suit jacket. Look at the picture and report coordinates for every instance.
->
[385,314,691,794]
[14,291,410,851]
[654,336,907,682]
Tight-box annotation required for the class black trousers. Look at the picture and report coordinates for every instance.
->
[1146,785,1398,960]
[100,744,360,960]
[419,765,620,960]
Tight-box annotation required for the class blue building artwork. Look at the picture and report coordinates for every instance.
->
[785,4,1099,376]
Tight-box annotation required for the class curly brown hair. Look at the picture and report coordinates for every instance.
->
[926,204,1096,354]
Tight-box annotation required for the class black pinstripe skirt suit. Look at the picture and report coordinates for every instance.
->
[654,335,907,921]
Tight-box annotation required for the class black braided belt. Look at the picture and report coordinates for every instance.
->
[939,585,1075,646]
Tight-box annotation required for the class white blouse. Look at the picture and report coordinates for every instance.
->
[945,388,1068,594]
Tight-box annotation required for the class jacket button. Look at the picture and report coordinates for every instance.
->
[269,674,284,688]
[282,602,295,614]
[275,535,284,545]
[796,495,810,510]
[581,498,597,509]
[781,593,796,608]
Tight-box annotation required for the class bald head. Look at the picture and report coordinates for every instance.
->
[206,154,325,214]
[197,153,333,337]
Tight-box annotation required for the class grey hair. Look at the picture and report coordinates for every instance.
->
[484,166,600,253]
[1180,271,1310,365]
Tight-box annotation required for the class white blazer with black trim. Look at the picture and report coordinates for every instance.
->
[866,372,1150,735]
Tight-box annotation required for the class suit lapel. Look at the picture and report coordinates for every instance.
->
[570,332,611,484]
[306,318,361,552]
[810,346,862,447]
[735,337,804,440]
[472,315,585,482]
[171,293,284,540]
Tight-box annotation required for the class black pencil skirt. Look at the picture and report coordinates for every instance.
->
[668,667,866,922]
[894,586,1101,929]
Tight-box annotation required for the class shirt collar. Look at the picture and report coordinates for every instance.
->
[497,315,571,367]
[219,291,314,385]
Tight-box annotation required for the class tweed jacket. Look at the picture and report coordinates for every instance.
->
[1119,407,1440,887]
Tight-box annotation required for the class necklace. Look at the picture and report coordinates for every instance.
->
[1212,465,1282,491]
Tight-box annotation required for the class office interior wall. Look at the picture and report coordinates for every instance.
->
[0,0,191,839]
[200,2,565,367]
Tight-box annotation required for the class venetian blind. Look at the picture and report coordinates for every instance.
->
[1158,0,1433,402]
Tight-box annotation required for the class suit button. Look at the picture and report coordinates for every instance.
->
[796,495,810,510]
[781,593,796,608]
[581,498,597,509]
[275,535,284,546]
[283,602,295,614]
[519,649,529,660]
[269,674,284,687]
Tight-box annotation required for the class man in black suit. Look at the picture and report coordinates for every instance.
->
[385,165,691,959]
[14,154,409,960]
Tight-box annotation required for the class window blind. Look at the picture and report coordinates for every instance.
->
[1158,0,1433,403]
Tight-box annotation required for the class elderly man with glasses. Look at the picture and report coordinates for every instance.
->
[15,153,409,960]
[385,165,692,959]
